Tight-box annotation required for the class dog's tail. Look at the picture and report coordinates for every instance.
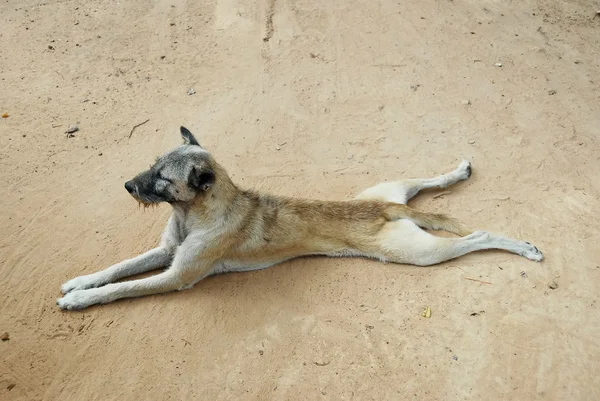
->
[383,204,472,237]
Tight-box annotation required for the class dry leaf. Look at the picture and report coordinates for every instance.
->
[422,306,431,318]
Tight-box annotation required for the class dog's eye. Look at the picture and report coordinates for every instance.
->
[157,172,173,184]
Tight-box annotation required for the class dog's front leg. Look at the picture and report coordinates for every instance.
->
[60,247,173,294]
[57,237,216,310]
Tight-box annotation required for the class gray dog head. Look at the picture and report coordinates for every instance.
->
[124,127,216,206]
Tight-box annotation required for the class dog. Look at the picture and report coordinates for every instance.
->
[57,127,543,310]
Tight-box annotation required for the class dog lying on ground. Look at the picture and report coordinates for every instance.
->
[57,127,543,310]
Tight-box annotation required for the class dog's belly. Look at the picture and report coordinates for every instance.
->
[214,248,369,275]
[214,259,288,274]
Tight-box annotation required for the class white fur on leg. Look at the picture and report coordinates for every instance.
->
[58,234,217,310]
[377,221,543,266]
[481,234,543,261]
[356,160,472,204]
[61,247,172,294]
[57,269,184,310]
[444,231,544,263]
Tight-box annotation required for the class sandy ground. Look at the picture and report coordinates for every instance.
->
[1,0,600,399]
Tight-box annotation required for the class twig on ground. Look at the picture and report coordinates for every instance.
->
[464,277,492,285]
[128,119,150,138]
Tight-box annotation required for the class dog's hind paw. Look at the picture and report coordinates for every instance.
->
[456,159,472,181]
[521,242,543,262]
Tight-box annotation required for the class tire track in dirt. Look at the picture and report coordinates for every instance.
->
[262,0,275,42]
[41,341,94,401]
[0,357,39,398]
[2,190,80,270]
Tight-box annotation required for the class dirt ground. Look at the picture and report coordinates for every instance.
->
[1,0,599,399]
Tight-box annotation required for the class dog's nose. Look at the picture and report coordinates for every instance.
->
[124,181,135,194]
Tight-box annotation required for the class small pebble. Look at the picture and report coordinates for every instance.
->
[495,62,503,67]
[259,350,264,355]
[468,140,476,144]
[65,124,78,134]
[187,88,196,95]
[1,332,9,341]
[462,99,471,105]
[548,90,557,95]
[521,271,527,278]
[548,281,559,290]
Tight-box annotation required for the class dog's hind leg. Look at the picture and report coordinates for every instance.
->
[356,160,472,204]
[60,247,173,294]
[376,220,543,266]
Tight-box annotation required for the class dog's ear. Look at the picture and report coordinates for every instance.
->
[180,126,201,147]
[188,165,215,191]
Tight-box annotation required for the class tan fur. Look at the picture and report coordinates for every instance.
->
[384,205,472,237]
[183,160,469,266]
[57,135,542,310]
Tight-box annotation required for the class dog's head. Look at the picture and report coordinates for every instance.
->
[124,127,216,206]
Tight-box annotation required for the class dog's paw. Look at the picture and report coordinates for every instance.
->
[521,242,543,262]
[455,159,472,180]
[61,275,102,295]
[57,290,98,311]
